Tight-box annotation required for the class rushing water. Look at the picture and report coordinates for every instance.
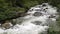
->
[0,3,58,34]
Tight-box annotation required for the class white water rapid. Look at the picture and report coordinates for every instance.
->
[0,3,58,34]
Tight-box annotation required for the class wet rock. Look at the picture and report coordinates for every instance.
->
[42,4,47,7]
[42,3,48,7]
[33,12,42,16]
[49,15,56,18]
[1,21,13,29]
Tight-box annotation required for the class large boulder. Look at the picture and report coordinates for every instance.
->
[33,12,42,16]
[1,20,13,29]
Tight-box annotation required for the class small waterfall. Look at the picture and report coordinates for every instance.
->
[0,3,58,34]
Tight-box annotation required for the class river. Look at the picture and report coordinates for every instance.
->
[0,3,58,34]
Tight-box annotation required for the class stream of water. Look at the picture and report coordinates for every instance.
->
[0,3,58,34]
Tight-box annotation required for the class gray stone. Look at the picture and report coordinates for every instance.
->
[33,12,42,16]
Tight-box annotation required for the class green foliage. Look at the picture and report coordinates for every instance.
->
[0,0,25,21]
[0,0,60,21]
[47,30,60,34]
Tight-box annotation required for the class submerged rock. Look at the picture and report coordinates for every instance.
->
[31,21,42,25]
